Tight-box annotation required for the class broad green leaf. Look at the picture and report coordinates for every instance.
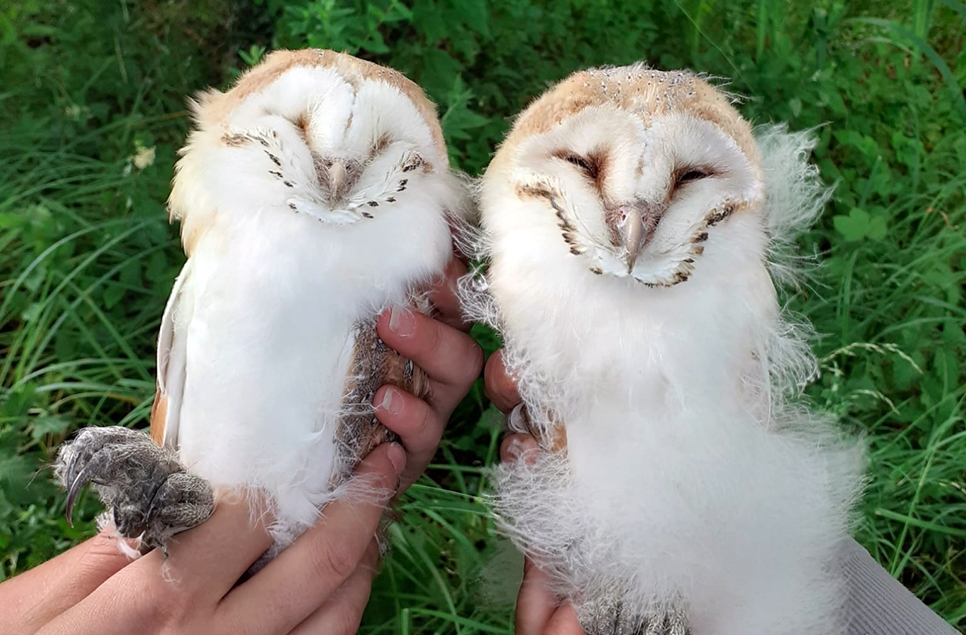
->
[29,416,72,441]
[833,208,870,241]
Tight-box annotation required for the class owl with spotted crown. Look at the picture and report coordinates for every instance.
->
[463,64,863,634]
[55,49,466,559]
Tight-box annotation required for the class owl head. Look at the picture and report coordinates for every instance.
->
[169,49,460,255]
[483,64,766,287]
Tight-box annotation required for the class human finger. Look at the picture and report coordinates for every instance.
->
[135,490,275,601]
[500,433,540,465]
[287,539,380,635]
[485,349,521,413]
[376,308,483,411]
[373,385,441,491]
[219,442,405,634]
[1,531,130,633]
[543,603,586,635]
[42,498,275,635]
[516,557,559,635]
[427,256,471,332]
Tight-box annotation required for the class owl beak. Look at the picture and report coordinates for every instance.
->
[618,205,646,271]
[616,202,662,272]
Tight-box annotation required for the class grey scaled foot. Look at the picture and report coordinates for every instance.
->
[54,426,214,556]
[577,596,691,635]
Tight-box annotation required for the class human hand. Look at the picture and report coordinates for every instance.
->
[1,442,403,635]
[375,255,484,491]
[486,348,586,635]
[0,255,483,635]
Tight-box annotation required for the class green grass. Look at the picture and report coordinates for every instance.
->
[1,0,964,632]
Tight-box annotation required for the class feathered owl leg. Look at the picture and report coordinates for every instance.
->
[577,596,691,635]
[54,426,214,557]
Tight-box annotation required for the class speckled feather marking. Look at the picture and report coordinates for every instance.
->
[217,130,422,221]
[516,184,584,256]
[516,181,745,287]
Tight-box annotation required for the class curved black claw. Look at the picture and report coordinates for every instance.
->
[65,463,92,526]
[54,426,214,554]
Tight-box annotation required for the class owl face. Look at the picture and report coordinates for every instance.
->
[490,66,765,287]
[171,50,456,253]
[224,50,445,203]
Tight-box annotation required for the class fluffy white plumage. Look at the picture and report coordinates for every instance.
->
[156,49,464,551]
[463,65,864,634]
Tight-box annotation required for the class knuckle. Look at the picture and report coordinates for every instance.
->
[421,314,446,353]
[311,536,358,582]
[87,530,123,557]
[415,407,442,449]
[123,573,193,628]
[459,341,485,386]
[332,605,367,635]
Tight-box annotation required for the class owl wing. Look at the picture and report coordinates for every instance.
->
[150,259,193,448]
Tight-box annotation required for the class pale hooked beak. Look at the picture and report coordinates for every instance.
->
[615,202,661,272]
[621,206,645,271]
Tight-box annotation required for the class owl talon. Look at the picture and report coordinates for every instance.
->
[54,426,214,555]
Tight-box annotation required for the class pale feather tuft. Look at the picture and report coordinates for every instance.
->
[757,124,834,288]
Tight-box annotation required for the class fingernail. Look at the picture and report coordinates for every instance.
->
[388,306,416,337]
[508,404,527,433]
[387,442,406,475]
[376,387,402,416]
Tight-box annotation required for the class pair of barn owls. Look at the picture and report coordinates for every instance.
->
[55,49,862,634]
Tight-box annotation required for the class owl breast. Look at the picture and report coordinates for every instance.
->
[174,186,449,549]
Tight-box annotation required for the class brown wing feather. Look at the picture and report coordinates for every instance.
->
[150,388,167,446]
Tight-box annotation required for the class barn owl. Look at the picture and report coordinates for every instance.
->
[461,65,864,634]
[55,49,465,558]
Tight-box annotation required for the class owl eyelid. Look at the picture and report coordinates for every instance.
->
[674,166,714,186]
[559,153,600,180]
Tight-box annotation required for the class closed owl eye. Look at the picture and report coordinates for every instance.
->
[674,166,713,187]
[669,165,715,198]
[558,152,601,180]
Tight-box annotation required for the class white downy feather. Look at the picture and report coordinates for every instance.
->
[159,51,465,551]
[465,68,864,634]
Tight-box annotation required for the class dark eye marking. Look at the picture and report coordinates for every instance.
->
[554,150,604,181]
[670,165,715,198]
[673,165,714,187]
[565,154,596,176]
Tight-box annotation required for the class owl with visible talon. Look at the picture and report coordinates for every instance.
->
[56,49,466,559]
[462,65,864,635]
